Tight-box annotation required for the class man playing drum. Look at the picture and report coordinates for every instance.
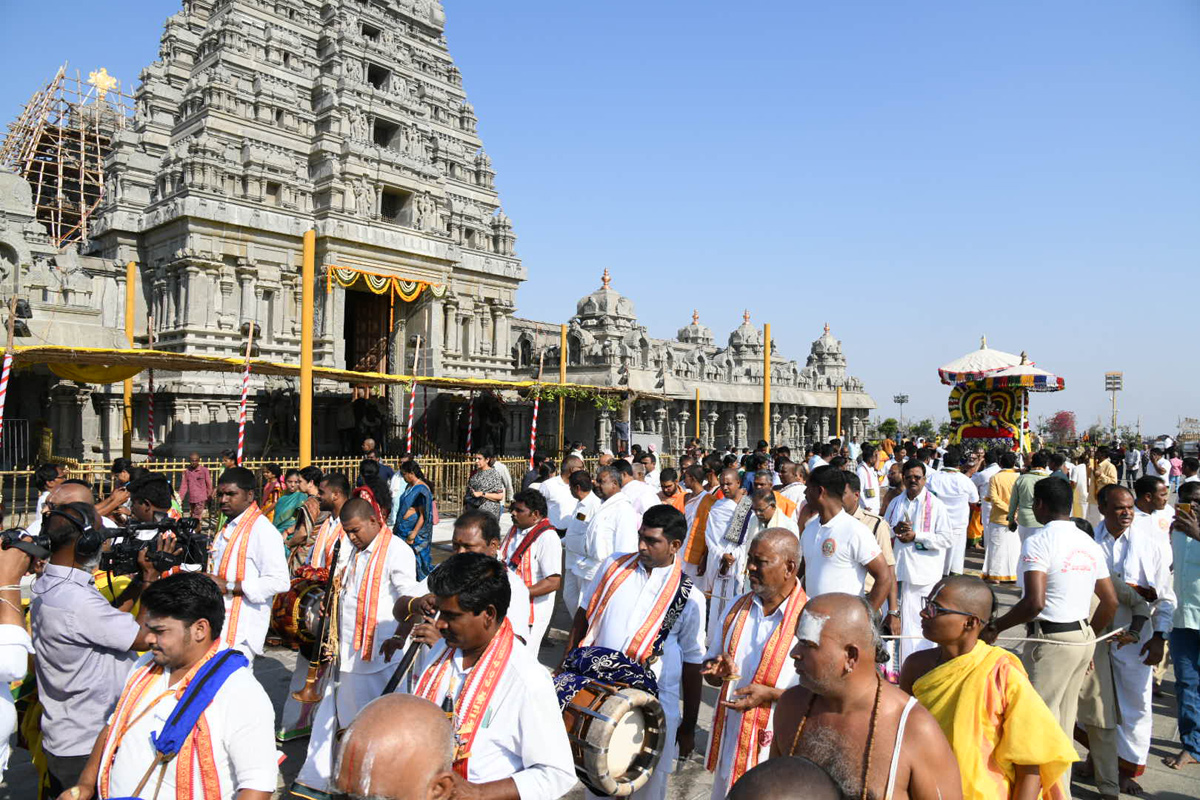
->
[291,496,421,800]
[406,552,576,799]
[702,528,807,799]
[563,504,707,799]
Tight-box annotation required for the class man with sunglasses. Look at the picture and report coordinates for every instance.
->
[901,576,1077,800]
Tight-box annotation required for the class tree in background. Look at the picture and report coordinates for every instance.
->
[1047,410,1077,444]
[909,419,936,440]
[879,418,899,439]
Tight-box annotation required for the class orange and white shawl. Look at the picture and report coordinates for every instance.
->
[414,618,517,778]
[706,583,808,789]
[344,525,394,660]
[308,516,343,569]
[682,490,723,567]
[98,643,224,800]
[211,505,262,647]
[581,553,684,664]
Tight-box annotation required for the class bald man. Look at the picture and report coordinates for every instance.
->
[703,528,807,798]
[900,576,1077,800]
[726,757,840,800]
[334,694,456,800]
[771,593,962,800]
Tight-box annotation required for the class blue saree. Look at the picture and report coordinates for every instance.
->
[395,481,434,579]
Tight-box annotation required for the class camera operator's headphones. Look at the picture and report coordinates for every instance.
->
[46,501,103,559]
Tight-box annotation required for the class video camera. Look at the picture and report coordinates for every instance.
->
[98,516,209,575]
[0,528,52,560]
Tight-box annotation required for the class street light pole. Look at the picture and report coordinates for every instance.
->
[1104,373,1122,440]
[893,393,909,440]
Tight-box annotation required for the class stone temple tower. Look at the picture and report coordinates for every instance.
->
[87,0,525,455]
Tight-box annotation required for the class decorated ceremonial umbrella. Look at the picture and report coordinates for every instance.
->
[937,336,1024,385]
[969,356,1065,451]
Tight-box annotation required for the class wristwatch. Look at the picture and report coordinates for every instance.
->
[887,610,901,618]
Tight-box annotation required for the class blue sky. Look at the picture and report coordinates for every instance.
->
[4,1,1197,435]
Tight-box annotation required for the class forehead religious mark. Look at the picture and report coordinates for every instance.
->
[797,610,828,645]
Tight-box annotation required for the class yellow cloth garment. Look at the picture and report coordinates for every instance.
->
[913,641,1077,800]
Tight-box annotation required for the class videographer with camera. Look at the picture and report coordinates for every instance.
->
[206,467,289,660]
[0,533,34,778]
[30,501,162,795]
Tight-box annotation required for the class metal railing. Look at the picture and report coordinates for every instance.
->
[3,452,675,529]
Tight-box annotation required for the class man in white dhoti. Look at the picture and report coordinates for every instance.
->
[928,446,979,576]
[564,505,707,800]
[688,469,741,592]
[408,553,576,799]
[1095,485,1174,793]
[561,470,604,615]
[855,444,882,515]
[883,459,953,667]
[702,528,806,799]
[709,489,798,623]
[983,452,1021,583]
[292,496,421,798]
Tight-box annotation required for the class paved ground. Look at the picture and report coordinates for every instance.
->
[2,518,1196,798]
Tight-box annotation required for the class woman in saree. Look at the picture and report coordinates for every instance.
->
[391,459,435,579]
[465,448,505,520]
[260,463,285,520]
[271,468,307,536]
[285,466,325,573]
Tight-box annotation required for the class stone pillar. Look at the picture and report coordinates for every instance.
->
[654,406,667,438]
[443,298,457,354]
[490,304,503,357]
[820,414,830,443]
[597,410,612,452]
[771,411,781,446]
[678,410,690,448]
[706,411,719,449]
[798,414,808,448]
[238,270,255,324]
[427,296,444,373]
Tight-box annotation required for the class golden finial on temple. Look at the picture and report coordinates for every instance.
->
[601,268,611,289]
[743,310,750,324]
[692,309,699,324]
[88,67,118,100]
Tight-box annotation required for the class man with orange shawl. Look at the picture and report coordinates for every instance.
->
[900,575,1077,800]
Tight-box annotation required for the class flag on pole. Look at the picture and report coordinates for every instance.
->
[237,322,256,465]
[529,394,539,469]
[466,391,474,453]
[0,352,12,448]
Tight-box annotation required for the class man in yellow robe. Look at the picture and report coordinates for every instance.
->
[900,575,1078,800]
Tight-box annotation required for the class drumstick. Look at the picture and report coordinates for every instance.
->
[382,613,440,695]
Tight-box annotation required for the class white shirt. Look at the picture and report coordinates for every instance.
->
[929,469,978,534]
[703,587,801,795]
[807,456,828,472]
[581,555,707,713]
[416,564,530,642]
[562,492,604,578]
[573,492,638,581]
[1069,462,1089,504]
[1019,519,1107,623]
[621,479,659,523]
[0,625,32,774]
[856,463,881,514]
[643,468,661,491]
[102,650,278,799]
[883,489,953,586]
[801,510,883,598]
[1147,457,1171,481]
[500,524,563,631]
[410,639,575,798]
[972,463,1001,520]
[209,507,290,655]
[539,475,576,530]
[335,533,421,672]
[1095,519,1176,634]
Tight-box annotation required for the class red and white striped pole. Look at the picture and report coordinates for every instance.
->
[0,298,17,448]
[236,322,256,465]
[405,336,421,456]
[529,394,539,469]
[0,352,12,448]
[146,315,155,461]
[465,391,474,453]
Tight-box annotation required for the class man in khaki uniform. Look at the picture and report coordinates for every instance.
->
[1089,447,1119,526]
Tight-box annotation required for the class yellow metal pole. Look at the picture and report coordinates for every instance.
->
[762,323,771,444]
[299,230,315,466]
[123,261,136,459]
[695,387,700,441]
[558,324,567,455]
[836,386,843,439]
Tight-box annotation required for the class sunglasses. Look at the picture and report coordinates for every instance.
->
[921,597,979,621]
